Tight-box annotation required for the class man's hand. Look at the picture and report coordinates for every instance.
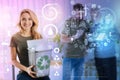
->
[72,29,84,40]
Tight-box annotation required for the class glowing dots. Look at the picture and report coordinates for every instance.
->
[104,42,108,46]
[43,24,58,38]
[6,68,10,72]
[42,3,58,21]
[54,71,59,76]
[52,47,61,77]
[70,0,76,5]
[91,4,96,8]
[54,55,60,61]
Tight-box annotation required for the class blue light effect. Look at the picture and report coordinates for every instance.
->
[87,7,120,58]
[92,8,117,42]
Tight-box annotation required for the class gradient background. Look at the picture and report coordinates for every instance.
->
[0,0,119,80]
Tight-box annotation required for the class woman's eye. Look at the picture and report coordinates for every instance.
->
[21,18,26,21]
[21,18,32,21]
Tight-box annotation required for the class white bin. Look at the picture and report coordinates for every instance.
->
[27,39,52,77]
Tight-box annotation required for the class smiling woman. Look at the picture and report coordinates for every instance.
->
[20,13,33,32]
[10,9,50,80]
[17,9,41,39]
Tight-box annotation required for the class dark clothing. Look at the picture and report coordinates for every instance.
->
[10,32,32,67]
[62,17,89,58]
[17,71,50,80]
[95,57,116,80]
[62,17,89,80]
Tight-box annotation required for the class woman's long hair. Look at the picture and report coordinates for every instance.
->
[17,9,42,39]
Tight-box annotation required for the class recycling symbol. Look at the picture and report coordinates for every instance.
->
[36,55,50,70]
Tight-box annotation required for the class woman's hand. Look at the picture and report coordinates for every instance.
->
[26,65,36,78]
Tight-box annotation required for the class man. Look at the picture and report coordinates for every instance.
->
[61,3,89,80]
[89,6,119,80]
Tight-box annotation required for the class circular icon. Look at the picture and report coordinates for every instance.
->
[53,47,60,53]
[43,24,58,38]
[42,3,58,20]
[36,55,50,70]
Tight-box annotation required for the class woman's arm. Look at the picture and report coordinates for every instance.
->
[10,47,36,78]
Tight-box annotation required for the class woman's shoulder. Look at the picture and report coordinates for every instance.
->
[11,32,20,38]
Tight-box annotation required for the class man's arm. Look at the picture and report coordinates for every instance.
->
[61,29,85,43]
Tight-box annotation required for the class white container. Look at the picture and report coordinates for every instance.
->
[27,39,52,77]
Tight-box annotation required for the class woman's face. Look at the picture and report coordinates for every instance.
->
[20,12,33,31]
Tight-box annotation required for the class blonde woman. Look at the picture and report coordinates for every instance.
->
[10,9,50,80]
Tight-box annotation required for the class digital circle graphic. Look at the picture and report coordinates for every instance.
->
[43,24,58,38]
[53,47,60,54]
[42,3,58,20]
